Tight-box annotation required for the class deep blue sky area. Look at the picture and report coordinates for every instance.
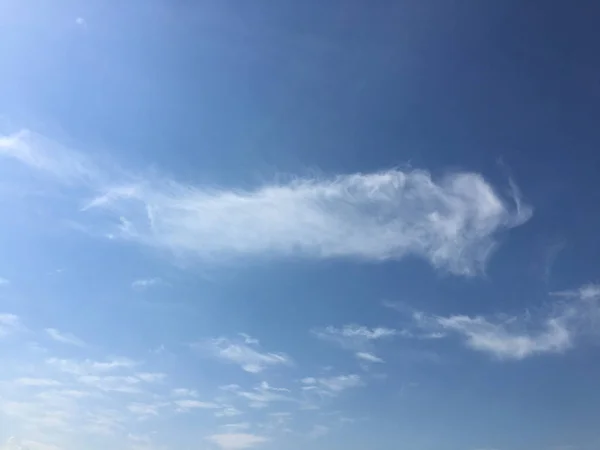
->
[1,2,600,450]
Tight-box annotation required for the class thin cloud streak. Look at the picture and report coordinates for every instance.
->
[0,314,23,337]
[0,129,531,275]
[435,314,571,360]
[313,325,395,363]
[221,382,293,409]
[46,357,139,375]
[0,130,100,185]
[14,378,62,387]
[412,283,600,360]
[301,374,363,395]
[313,325,397,348]
[131,278,163,290]
[195,336,291,373]
[356,352,384,363]
[174,399,221,412]
[45,328,86,347]
[206,433,269,450]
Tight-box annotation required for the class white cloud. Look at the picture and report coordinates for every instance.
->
[301,374,362,396]
[127,433,153,450]
[0,130,531,275]
[222,423,251,431]
[45,328,86,347]
[44,356,154,395]
[413,283,600,360]
[239,333,259,345]
[355,352,384,363]
[0,278,9,286]
[1,438,62,450]
[0,399,71,430]
[0,437,19,450]
[197,337,291,373]
[0,130,98,184]
[313,325,395,363]
[223,382,292,409]
[308,424,329,439]
[313,325,396,348]
[206,433,268,450]
[75,17,86,26]
[313,325,397,344]
[215,406,243,418]
[172,388,198,397]
[1,340,266,448]
[135,372,166,383]
[127,402,163,418]
[81,409,128,436]
[86,170,530,276]
[46,357,139,375]
[38,389,93,400]
[552,283,600,300]
[316,374,362,392]
[174,399,220,412]
[91,358,139,371]
[78,375,141,394]
[131,278,163,290]
[14,378,61,387]
[435,314,571,360]
[0,314,23,337]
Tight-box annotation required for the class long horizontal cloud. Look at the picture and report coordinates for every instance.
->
[412,283,600,360]
[195,336,292,373]
[312,325,398,363]
[206,433,269,450]
[0,129,532,275]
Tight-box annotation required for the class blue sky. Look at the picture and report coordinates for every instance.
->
[1,1,600,450]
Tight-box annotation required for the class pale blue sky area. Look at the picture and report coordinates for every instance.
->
[1,1,600,450]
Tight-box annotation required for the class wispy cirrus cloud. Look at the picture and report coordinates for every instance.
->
[214,406,243,418]
[0,322,302,450]
[14,378,62,387]
[196,335,291,373]
[1,437,61,450]
[308,424,330,439]
[411,283,600,360]
[312,325,397,363]
[127,402,164,418]
[0,129,531,275]
[206,433,269,450]
[0,130,100,184]
[135,372,166,383]
[131,278,163,290]
[433,314,571,360]
[45,328,86,347]
[173,399,221,412]
[3,348,192,446]
[171,388,198,397]
[552,283,600,301]
[221,422,251,431]
[301,374,362,395]
[313,325,397,344]
[0,314,23,337]
[355,352,384,363]
[46,357,139,375]
[221,382,292,409]
[77,375,142,394]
